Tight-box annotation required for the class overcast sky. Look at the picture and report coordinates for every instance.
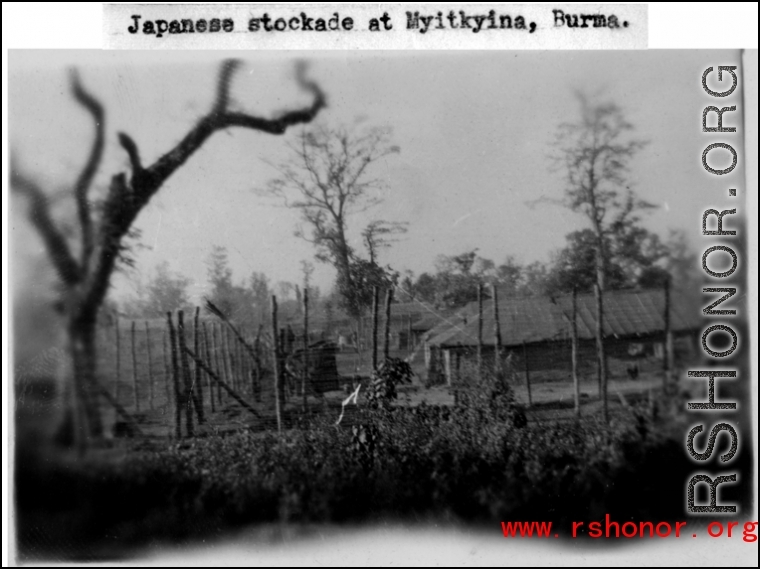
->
[9,49,745,304]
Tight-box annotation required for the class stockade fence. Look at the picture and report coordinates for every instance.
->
[97,285,410,439]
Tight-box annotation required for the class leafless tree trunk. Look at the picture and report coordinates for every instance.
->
[11,59,325,446]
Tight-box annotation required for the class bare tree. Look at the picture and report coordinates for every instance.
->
[11,59,325,447]
[261,124,400,319]
[548,92,649,422]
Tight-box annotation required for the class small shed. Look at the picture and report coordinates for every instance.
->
[289,340,341,393]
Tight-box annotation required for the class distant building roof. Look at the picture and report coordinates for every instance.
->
[427,288,702,348]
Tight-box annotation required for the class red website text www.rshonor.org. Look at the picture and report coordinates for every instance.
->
[500,517,758,541]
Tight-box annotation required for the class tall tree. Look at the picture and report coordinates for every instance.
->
[261,123,400,320]
[549,92,650,292]
[11,59,325,446]
[549,91,649,422]
[142,261,192,317]
[249,271,271,322]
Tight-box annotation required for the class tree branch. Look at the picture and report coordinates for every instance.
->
[143,58,326,193]
[117,132,143,174]
[10,167,80,285]
[83,58,325,313]
[70,69,105,267]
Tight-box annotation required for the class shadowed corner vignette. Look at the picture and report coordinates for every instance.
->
[8,49,755,563]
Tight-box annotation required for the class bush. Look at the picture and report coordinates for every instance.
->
[17,367,704,559]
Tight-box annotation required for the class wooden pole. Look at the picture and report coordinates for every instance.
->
[371,285,379,371]
[238,327,246,391]
[236,330,245,393]
[477,283,483,382]
[279,327,287,400]
[572,287,580,417]
[302,287,309,412]
[492,284,503,380]
[223,324,233,391]
[192,307,205,423]
[131,320,139,412]
[271,295,282,433]
[221,325,233,401]
[203,322,216,413]
[162,326,171,407]
[523,341,532,407]
[177,310,194,437]
[407,314,413,352]
[664,278,673,389]
[454,352,461,406]
[145,321,154,410]
[166,312,182,439]
[383,287,393,361]
[594,282,608,424]
[254,328,262,403]
[183,346,260,418]
[212,323,223,407]
[114,317,121,402]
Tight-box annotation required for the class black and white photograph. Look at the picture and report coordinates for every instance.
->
[4,5,758,566]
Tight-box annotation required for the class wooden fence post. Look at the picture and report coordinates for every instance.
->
[663,278,673,389]
[203,322,215,413]
[271,295,282,433]
[177,310,194,437]
[279,328,287,399]
[454,352,461,406]
[237,330,246,393]
[221,325,232,401]
[383,287,394,361]
[162,326,171,407]
[166,312,182,439]
[492,284,503,381]
[114,317,121,402]
[183,346,261,419]
[371,285,379,371]
[302,287,309,412]
[131,320,139,412]
[572,287,580,417]
[254,328,262,403]
[145,321,154,410]
[477,283,484,382]
[594,282,608,424]
[523,341,532,407]
[212,323,223,406]
[192,307,205,424]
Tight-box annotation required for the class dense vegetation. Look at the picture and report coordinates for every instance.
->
[17,374,704,561]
